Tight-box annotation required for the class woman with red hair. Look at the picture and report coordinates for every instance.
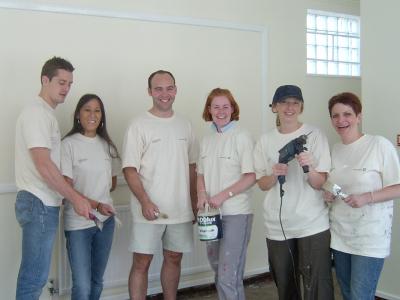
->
[197,88,256,300]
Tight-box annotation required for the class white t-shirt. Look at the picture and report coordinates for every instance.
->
[253,124,331,240]
[329,134,400,258]
[197,122,254,215]
[15,97,62,206]
[122,111,199,224]
[61,133,121,231]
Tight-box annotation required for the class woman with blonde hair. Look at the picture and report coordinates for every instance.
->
[254,85,333,300]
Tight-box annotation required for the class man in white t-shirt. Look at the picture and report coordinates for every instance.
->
[122,70,198,300]
[14,57,93,300]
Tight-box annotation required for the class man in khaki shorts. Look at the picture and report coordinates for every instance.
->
[122,70,198,300]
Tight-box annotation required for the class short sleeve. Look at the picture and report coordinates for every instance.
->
[188,122,199,165]
[196,136,206,175]
[236,131,255,174]
[253,136,272,180]
[21,107,53,149]
[111,156,122,177]
[308,128,331,173]
[378,137,400,187]
[122,120,144,170]
[60,139,73,179]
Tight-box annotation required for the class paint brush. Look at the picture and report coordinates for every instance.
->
[89,213,104,231]
[322,180,348,200]
[154,211,169,219]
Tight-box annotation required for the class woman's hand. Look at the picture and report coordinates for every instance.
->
[296,151,315,170]
[323,190,336,203]
[197,190,209,210]
[208,193,225,209]
[344,193,372,208]
[97,203,115,216]
[272,163,288,177]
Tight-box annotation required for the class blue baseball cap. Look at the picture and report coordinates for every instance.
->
[270,85,303,107]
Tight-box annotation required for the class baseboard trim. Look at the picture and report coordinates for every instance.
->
[376,290,400,300]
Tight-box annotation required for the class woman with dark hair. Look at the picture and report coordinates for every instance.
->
[197,88,255,300]
[325,92,400,300]
[61,94,121,300]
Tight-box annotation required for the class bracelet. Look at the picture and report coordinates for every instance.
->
[96,202,101,211]
[370,191,374,203]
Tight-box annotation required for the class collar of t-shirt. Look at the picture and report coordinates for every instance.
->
[37,96,56,113]
[211,120,237,133]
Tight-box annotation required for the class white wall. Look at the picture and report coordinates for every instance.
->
[361,0,400,299]
[0,1,360,299]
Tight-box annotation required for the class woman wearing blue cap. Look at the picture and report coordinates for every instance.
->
[253,85,334,299]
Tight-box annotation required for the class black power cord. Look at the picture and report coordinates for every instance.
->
[279,182,302,299]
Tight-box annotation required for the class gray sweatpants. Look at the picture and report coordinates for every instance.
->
[206,214,253,300]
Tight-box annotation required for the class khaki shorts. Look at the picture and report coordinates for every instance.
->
[129,222,194,254]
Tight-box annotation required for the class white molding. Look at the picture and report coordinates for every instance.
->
[0,1,269,190]
[376,290,400,300]
[0,176,126,195]
[0,1,264,32]
[307,9,360,20]
[0,183,17,194]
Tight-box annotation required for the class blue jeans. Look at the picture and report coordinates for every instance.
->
[332,249,384,300]
[65,216,115,300]
[15,190,60,300]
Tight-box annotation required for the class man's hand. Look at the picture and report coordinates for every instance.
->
[141,200,159,221]
[123,167,160,221]
[71,198,91,219]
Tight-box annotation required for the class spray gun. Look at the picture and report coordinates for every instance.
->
[277,133,311,187]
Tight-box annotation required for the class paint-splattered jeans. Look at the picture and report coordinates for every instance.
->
[206,214,253,300]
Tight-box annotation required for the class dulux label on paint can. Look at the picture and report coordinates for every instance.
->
[197,208,223,241]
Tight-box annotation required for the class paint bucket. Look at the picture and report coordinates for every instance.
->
[197,205,223,241]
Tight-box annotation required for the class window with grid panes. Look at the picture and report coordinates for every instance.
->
[307,10,360,76]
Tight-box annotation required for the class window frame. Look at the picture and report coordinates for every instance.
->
[306,9,361,78]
